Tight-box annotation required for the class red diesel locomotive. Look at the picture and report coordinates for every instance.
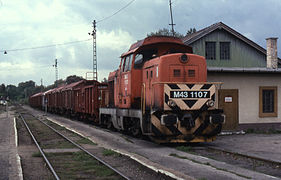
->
[29,36,225,143]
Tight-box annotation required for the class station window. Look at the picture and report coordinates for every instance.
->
[259,86,277,117]
[220,42,230,60]
[205,42,216,60]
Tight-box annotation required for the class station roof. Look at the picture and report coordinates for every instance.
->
[208,67,281,73]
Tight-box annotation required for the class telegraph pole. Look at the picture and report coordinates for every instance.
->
[53,59,58,87]
[40,78,43,92]
[91,20,98,81]
[169,0,176,36]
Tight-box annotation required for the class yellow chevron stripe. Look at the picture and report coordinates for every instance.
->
[151,114,173,135]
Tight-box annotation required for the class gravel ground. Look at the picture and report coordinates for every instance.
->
[16,112,55,180]
[0,106,22,180]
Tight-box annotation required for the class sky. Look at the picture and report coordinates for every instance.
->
[0,0,281,86]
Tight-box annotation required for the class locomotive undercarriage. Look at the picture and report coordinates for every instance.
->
[149,109,224,143]
[99,107,224,143]
[99,108,144,136]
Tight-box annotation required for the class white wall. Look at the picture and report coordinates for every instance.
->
[208,72,281,124]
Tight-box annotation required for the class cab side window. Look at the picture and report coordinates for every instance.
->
[121,57,126,72]
[124,54,133,72]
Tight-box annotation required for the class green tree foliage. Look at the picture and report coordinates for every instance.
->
[147,28,184,38]
[6,85,17,100]
[66,75,84,84]
[1,74,85,103]
[186,28,197,36]
[0,84,6,98]
[18,80,36,99]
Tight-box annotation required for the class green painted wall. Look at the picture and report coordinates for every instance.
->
[190,29,267,68]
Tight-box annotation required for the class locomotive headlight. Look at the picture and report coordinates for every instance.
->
[180,54,189,63]
[167,99,176,107]
[206,100,215,107]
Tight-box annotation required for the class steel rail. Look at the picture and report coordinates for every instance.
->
[18,114,60,180]
[206,146,281,166]
[30,114,131,180]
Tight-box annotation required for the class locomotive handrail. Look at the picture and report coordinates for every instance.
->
[141,83,145,115]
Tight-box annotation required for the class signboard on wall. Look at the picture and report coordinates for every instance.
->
[225,96,233,103]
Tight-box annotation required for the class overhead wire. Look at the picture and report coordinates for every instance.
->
[1,0,136,54]
[0,0,136,75]
[96,0,136,24]
[0,65,52,72]
[0,38,91,53]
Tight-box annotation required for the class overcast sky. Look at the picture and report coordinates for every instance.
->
[0,0,281,86]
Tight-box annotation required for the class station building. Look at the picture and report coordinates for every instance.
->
[182,22,281,131]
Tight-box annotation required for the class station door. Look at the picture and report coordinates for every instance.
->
[218,89,239,130]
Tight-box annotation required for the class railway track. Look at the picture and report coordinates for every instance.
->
[175,143,281,178]
[18,111,130,180]
[22,105,281,179]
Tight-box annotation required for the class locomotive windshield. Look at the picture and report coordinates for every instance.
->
[134,48,158,69]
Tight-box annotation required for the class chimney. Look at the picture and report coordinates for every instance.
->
[266,37,278,69]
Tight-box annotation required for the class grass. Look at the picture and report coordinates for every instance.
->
[47,151,122,179]
[41,139,76,149]
[246,128,281,134]
[170,153,187,159]
[170,153,252,179]
[32,152,42,157]
[45,119,98,146]
[102,149,120,157]
[76,137,97,145]
[169,153,201,164]
[176,145,193,152]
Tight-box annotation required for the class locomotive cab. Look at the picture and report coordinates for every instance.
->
[113,36,193,109]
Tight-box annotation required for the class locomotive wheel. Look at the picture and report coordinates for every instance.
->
[106,120,114,130]
[130,123,141,137]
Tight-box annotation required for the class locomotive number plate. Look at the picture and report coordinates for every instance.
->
[170,91,210,98]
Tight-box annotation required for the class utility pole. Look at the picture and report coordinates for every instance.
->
[53,59,58,87]
[169,0,176,37]
[90,20,98,81]
[40,78,43,92]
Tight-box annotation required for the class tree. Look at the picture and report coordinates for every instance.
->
[0,84,6,98]
[66,75,84,84]
[186,28,197,36]
[102,78,108,83]
[6,85,18,100]
[18,80,36,99]
[54,79,65,87]
[147,28,184,38]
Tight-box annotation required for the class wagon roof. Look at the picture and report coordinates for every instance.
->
[44,88,54,95]
[52,85,66,93]
[62,80,86,91]
[30,92,43,98]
